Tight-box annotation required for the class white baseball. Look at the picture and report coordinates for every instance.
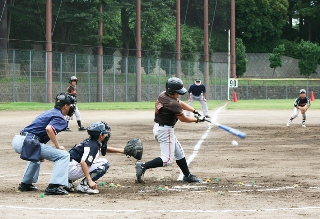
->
[231,140,238,146]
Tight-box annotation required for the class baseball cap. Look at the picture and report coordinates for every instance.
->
[195,77,201,82]
[300,89,306,94]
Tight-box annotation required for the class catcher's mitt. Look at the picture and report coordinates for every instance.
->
[124,138,143,160]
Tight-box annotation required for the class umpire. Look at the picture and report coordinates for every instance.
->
[186,77,210,118]
[12,93,76,195]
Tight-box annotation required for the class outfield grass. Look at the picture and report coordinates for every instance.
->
[0,99,318,111]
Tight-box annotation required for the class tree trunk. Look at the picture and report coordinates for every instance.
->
[0,0,8,63]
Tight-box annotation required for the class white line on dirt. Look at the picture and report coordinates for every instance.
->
[1,205,320,213]
[177,104,227,181]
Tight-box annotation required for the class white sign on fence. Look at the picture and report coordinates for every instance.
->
[229,78,238,88]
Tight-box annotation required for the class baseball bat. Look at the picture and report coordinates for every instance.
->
[205,119,246,139]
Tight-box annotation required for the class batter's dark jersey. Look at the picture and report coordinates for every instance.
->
[21,108,67,143]
[69,139,100,167]
[293,97,311,107]
[66,86,77,97]
[154,91,183,126]
[188,84,206,96]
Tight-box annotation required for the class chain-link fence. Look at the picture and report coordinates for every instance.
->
[1,49,320,102]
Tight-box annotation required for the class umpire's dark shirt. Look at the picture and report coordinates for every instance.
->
[188,84,206,96]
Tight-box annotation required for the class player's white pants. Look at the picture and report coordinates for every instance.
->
[291,108,306,120]
[66,105,81,121]
[153,123,185,166]
[68,158,108,181]
[186,93,209,116]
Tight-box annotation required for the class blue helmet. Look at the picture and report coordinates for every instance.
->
[87,121,111,139]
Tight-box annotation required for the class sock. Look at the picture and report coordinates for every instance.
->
[67,121,69,127]
[142,157,163,169]
[290,117,293,121]
[77,120,82,127]
[176,157,190,177]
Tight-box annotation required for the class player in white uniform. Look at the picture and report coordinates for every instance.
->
[286,89,311,128]
[135,77,205,183]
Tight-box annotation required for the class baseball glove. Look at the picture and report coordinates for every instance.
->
[300,107,307,114]
[124,138,143,160]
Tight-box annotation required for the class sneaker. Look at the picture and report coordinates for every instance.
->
[183,174,203,183]
[205,115,211,118]
[45,186,68,195]
[77,182,99,194]
[63,181,75,192]
[78,126,86,131]
[65,127,71,131]
[286,120,291,127]
[18,182,38,192]
[136,162,146,183]
[302,122,306,128]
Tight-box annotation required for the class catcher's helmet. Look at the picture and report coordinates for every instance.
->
[54,93,76,109]
[166,77,187,95]
[87,121,111,139]
[69,76,78,84]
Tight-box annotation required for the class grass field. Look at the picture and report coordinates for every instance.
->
[1,99,319,111]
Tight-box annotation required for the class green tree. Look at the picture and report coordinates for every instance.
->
[236,0,289,52]
[298,40,320,76]
[236,38,247,77]
[269,44,285,76]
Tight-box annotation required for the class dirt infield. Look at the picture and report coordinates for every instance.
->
[1,107,320,218]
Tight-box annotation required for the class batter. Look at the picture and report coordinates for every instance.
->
[136,77,205,183]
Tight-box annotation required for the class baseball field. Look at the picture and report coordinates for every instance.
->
[1,101,320,218]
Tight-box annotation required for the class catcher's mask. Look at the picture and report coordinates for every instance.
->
[69,76,78,84]
[87,121,111,143]
[165,77,187,95]
[54,93,76,117]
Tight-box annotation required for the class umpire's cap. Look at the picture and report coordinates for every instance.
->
[54,93,76,109]
[300,89,306,94]
[166,77,187,95]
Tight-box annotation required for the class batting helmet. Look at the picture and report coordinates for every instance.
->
[165,77,187,95]
[69,76,78,84]
[87,121,111,140]
[54,93,76,109]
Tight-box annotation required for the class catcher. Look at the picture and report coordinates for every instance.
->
[287,89,311,128]
[66,121,143,194]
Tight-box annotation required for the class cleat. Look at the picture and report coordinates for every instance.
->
[63,181,75,192]
[78,126,86,131]
[183,174,203,183]
[65,127,71,131]
[77,182,99,194]
[45,186,68,195]
[286,120,291,127]
[205,115,211,118]
[18,182,38,192]
[136,162,146,183]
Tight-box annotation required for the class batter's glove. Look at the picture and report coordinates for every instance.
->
[195,115,206,123]
[193,109,201,117]
[124,138,143,160]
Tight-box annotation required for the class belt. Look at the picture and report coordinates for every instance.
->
[20,132,41,142]
[157,123,174,128]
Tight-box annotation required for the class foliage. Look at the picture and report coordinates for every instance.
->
[269,44,285,76]
[236,0,289,52]
[235,38,247,77]
[298,40,320,76]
